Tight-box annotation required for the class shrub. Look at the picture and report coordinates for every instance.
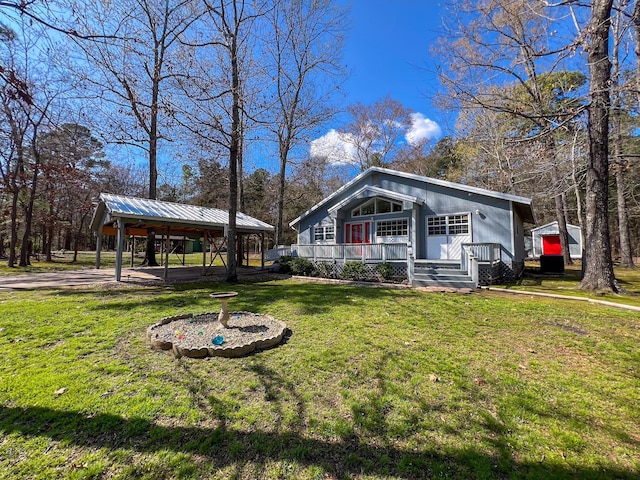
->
[289,257,315,276]
[341,261,369,281]
[375,262,394,281]
[277,255,295,274]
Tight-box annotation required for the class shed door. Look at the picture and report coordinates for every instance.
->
[542,235,562,255]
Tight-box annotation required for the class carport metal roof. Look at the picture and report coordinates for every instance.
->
[91,193,274,235]
[91,193,274,282]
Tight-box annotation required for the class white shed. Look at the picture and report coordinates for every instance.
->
[531,221,582,259]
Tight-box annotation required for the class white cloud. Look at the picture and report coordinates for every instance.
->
[310,129,358,165]
[405,112,442,146]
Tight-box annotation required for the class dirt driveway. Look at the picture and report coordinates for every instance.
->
[0,266,270,290]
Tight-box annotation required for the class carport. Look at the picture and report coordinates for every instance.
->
[90,193,274,282]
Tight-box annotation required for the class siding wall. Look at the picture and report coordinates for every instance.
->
[296,171,526,265]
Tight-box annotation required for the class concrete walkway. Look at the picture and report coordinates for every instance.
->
[0,265,270,290]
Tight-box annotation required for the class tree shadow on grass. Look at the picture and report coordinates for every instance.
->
[1,403,635,479]
[47,280,406,317]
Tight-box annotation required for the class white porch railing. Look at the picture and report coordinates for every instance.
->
[297,243,408,262]
[266,243,409,263]
[265,246,293,262]
[461,243,501,286]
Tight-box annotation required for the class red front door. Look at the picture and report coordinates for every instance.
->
[345,222,370,244]
[542,235,562,255]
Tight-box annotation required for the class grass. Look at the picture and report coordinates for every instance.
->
[494,262,640,308]
[0,278,639,479]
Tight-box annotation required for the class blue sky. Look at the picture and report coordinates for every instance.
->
[308,1,448,167]
[340,1,444,122]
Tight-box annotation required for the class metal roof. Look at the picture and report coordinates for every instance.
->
[91,193,274,234]
[290,166,535,227]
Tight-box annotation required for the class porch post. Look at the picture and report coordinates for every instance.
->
[411,206,418,260]
[260,233,265,269]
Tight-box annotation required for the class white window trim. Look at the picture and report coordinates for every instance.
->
[313,225,335,243]
[375,217,409,241]
[426,212,471,236]
[352,197,403,218]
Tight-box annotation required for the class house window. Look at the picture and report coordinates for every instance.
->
[352,198,402,217]
[376,219,408,237]
[427,214,470,235]
[427,216,447,235]
[314,225,334,242]
[448,214,470,234]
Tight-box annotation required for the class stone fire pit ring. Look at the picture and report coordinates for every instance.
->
[147,311,287,358]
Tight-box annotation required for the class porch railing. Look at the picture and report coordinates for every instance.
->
[265,243,409,263]
[265,246,292,262]
[461,243,501,286]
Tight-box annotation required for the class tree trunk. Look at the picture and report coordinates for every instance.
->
[276,146,287,246]
[633,0,640,109]
[8,188,19,267]
[144,125,159,267]
[547,138,573,265]
[613,163,635,268]
[226,17,240,283]
[581,0,617,291]
[19,147,40,267]
[611,8,635,269]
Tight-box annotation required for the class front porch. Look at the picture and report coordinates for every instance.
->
[266,242,504,287]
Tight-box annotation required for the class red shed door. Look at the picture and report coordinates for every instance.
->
[542,235,562,255]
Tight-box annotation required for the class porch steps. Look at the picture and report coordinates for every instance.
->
[412,260,476,289]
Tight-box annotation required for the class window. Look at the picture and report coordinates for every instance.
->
[376,219,408,237]
[427,216,447,235]
[427,214,470,235]
[352,198,403,217]
[448,214,469,234]
[314,225,334,242]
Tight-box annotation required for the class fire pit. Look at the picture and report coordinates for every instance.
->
[147,292,287,358]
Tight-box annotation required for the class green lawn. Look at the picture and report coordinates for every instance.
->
[0,278,638,479]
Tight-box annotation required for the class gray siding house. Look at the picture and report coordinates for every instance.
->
[284,167,535,287]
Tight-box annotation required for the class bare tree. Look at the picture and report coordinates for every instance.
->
[263,0,347,245]
[436,0,587,265]
[66,0,201,266]
[0,21,61,267]
[179,0,268,282]
[339,96,414,171]
[610,2,636,268]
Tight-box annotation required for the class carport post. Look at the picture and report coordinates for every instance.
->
[115,218,124,282]
[164,226,170,280]
[202,231,207,275]
[260,233,265,269]
[130,235,135,267]
[95,233,102,269]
